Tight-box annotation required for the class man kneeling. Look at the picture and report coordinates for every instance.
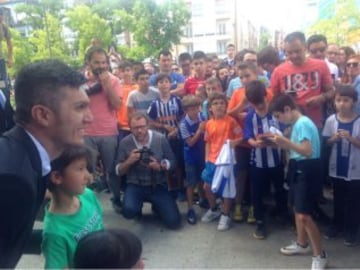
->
[115,112,181,229]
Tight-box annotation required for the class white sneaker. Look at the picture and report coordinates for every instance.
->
[201,209,221,223]
[311,252,328,270]
[217,214,231,231]
[280,241,311,255]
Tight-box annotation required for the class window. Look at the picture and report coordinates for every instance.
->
[184,24,193,38]
[217,40,228,54]
[217,21,226,35]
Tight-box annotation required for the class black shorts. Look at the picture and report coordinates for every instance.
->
[234,146,250,172]
[287,158,322,214]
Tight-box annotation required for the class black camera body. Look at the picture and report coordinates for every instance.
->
[137,147,154,164]
[80,82,102,96]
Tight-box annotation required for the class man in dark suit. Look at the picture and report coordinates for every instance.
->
[0,59,93,268]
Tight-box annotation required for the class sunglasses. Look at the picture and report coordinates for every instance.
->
[309,47,326,54]
[346,62,359,68]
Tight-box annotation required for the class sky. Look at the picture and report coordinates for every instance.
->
[242,0,309,32]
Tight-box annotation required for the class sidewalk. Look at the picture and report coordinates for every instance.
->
[17,192,360,269]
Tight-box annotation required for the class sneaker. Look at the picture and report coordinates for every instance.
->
[253,222,266,240]
[323,225,341,240]
[233,204,244,222]
[311,252,328,270]
[344,233,357,247]
[247,206,256,224]
[217,214,231,231]
[201,209,221,223]
[280,241,311,255]
[187,208,197,225]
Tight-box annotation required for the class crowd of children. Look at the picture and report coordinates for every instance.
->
[39,36,360,270]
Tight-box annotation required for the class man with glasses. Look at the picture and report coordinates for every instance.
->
[271,31,334,129]
[307,34,339,81]
[115,112,181,229]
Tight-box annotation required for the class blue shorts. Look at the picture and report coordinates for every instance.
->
[184,163,204,187]
[201,162,216,185]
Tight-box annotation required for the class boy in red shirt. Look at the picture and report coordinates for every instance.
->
[184,51,207,96]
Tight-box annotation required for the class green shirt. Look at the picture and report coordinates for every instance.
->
[42,188,104,269]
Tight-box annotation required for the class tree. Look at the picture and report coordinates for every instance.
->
[66,5,112,64]
[307,0,360,45]
[115,0,190,59]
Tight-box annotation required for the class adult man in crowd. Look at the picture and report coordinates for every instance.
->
[83,47,122,212]
[271,31,334,129]
[0,59,92,268]
[327,43,340,65]
[307,34,339,81]
[115,112,181,230]
[149,50,185,96]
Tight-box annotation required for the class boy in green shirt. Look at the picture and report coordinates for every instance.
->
[42,145,104,269]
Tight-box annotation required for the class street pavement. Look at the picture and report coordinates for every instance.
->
[17,192,360,269]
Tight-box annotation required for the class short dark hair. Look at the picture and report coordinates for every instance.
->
[192,51,206,61]
[245,80,267,105]
[14,59,85,124]
[234,49,251,64]
[269,94,297,113]
[307,34,327,49]
[208,92,227,106]
[74,229,142,269]
[237,61,257,73]
[85,46,108,63]
[178,52,192,62]
[158,49,172,59]
[258,46,280,66]
[205,77,221,88]
[118,61,133,71]
[284,31,306,44]
[49,145,93,191]
[335,84,358,102]
[134,69,149,81]
[155,73,171,85]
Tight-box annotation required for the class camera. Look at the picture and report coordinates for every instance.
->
[137,147,154,164]
[80,82,102,96]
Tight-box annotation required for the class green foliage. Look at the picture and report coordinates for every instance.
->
[115,0,190,58]
[307,0,360,45]
[66,5,112,64]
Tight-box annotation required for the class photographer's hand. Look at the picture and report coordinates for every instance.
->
[126,149,141,165]
[148,157,162,171]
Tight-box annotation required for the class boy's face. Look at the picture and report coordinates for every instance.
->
[250,101,267,115]
[272,107,292,124]
[218,68,229,80]
[334,94,355,114]
[136,74,150,90]
[205,82,221,97]
[192,58,206,75]
[123,67,134,80]
[53,158,91,195]
[185,105,200,120]
[238,68,257,87]
[209,98,227,118]
[157,78,171,94]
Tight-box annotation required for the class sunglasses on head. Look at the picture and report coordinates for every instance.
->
[309,47,326,54]
[346,62,359,68]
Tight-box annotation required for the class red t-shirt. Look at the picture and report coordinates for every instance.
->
[184,75,205,95]
[270,58,333,127]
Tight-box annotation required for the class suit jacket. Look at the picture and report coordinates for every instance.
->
[0,90,14,134]
[0,125,47,268]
